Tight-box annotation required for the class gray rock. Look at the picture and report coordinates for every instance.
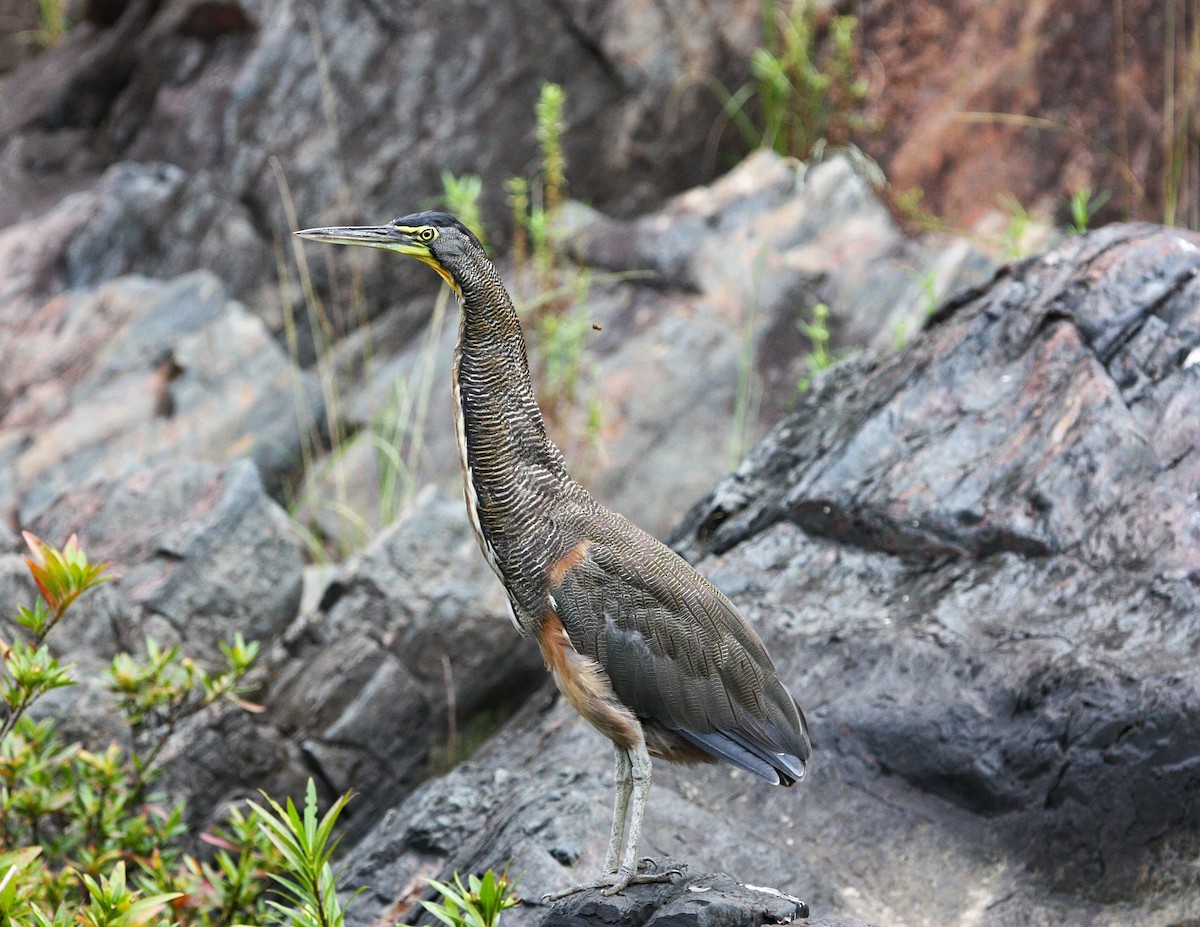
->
[0,162,264,311]
[264,487,548,841]
[340,685,830,927]
[13,457,305,788]
[28,458,304,666]
[539,872,809,927]
[1,271,324,521]
[0,0,763,315]
[671,224,1200,910]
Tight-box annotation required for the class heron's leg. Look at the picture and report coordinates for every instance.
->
[542,740,679,902]
[604,746,633,874]
[603,740,653,895]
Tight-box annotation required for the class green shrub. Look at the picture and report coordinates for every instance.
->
[0,533,279,926]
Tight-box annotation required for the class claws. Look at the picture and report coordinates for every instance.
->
[542,860,684,902]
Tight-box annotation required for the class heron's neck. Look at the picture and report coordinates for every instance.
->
[454,258,565,481]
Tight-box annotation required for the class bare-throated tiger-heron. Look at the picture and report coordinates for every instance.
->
[295,211,811,897]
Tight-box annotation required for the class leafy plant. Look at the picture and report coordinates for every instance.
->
[420,870,519,927]
[535,83,567,214]
[504,82,605,460]
[796,302,846,392]
[107,633,260,794]
[917,268,940,318]
[504,177,530,271]
[76,861,180,927]
[248,780,355,927]
[891,186,948,234]
[441,172,488,250]
[1067,186,1111,233]
[995,193,1031,261]
[718,0,867,160]
[18,0,71,50]
[510,81,569,281]
[0,533,283,926]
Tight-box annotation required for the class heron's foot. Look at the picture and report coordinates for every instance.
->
[600,864,682,896]
[542,860,685,902]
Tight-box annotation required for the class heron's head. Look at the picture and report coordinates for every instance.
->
[295,210,484,296]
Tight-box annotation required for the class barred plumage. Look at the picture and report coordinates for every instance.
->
[295,210,811,898]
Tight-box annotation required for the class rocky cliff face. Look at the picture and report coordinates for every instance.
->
[10,195,1173,927]
[1,3,1197,926]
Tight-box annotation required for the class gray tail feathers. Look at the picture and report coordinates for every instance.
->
[675,727,809,786]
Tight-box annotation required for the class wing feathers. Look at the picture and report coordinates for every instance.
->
[548,524,811,781]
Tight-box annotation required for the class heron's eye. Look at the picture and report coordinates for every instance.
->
[419,227,437,243]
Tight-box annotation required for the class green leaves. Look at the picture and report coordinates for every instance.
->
[248,780,355,927]
[420,870,519,927]
[106,632,260,765]
[2,532,277,925]
[719,1,868,160]
[0,847,47,927]
[0,533,104,742]
[796,302,847,393]
[441,173,488,250]
[1068,187,1111,233]
[76,862,182,927]
[535,82,567,214]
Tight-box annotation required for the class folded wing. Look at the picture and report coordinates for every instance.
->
[548,529,811,785]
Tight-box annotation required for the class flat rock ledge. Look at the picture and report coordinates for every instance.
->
[537,870,808,927]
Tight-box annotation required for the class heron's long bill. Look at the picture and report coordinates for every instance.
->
[295,225,410,248]
[294,224,460,294]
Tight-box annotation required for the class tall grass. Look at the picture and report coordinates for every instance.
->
[1163,0,1200,228]
[713,0,867,161]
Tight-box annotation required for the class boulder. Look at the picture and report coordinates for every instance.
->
[28,458,304,667]
[673,223,1200,910]
[199,487,549,839]
[0,270,324,523]
[0,0,765,316]
[540,872,810,927]
[19,457,304,761]
[856,0,1186,229]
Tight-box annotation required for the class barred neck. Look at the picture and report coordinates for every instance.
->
[454,255,566,479]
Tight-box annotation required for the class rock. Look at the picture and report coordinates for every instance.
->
[856,0,1185,229]
[0,162,264,312]
[540,872,809,927]
[340,685,829,927]
[260,487,548,841]
[0,0,764,319]
[0,270,324,522]
[16,457,305,773]
[18,478,548,838]
[554,152,992,533]
[672,223,1200,908]
[28,458,304,666]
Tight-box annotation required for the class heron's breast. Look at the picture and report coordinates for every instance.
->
[452,358,512,610]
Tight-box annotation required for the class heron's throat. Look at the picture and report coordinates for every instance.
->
[455,276,558,473]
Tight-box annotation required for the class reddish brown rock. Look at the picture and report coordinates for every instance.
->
[856,0,1194,229]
